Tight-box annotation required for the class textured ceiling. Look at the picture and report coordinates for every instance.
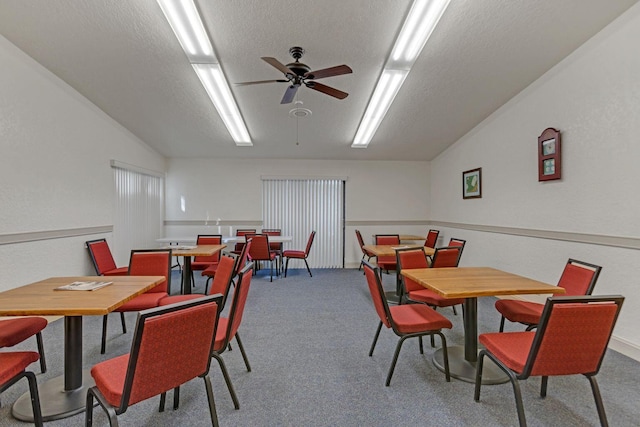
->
[0,0,637,160]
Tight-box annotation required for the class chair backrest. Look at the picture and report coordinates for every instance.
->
[246,234,271,260]
[207,255,237,306]
[522,295,624,378]
[557,259,602,296]
[396,247,430,293]
[86,239,117,275]
[128,249,172,293]
[303,231,316,256]
[115,295,222,411]
[362,261,393,329]
[448,238,466,248]
[195,235,222,263]
[234,239,252,278]
[234,229,256,252]
[430,246,462,268]
[425,229,440,248]
[262,229,282,251]
[355,229,366,250]
[215,262,254,352]
[375,234,400,245]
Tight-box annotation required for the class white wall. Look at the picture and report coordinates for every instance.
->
[165,158,431,267]
[0,35,165,291]
[430,4,640,359]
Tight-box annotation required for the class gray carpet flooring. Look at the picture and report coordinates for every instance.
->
[1,267,639,426]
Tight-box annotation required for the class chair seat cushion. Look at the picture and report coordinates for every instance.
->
[91,353,130,407]
[191,261,217,271]
[389,304,452,334]
[103,267,129,276]
[0,351,40,385]
[201,264,218,277]
[479,331,535,374]
[116,293,167,311]
[158,294,201,306]
[495,299,544,325]
[282,250,305,259]
[408,289,464,307]
[0,317,47,347]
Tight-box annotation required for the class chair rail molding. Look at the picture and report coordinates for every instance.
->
[0,226,113,245]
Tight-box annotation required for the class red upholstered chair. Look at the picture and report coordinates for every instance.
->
[363,260,452,386]
[246,234,278,282]
[495,258,602,332]
[283,231,316,278]
[86,239,128,276]
[0,317,48,373]
[210,262,254,410]
[0,351,44,426]
[230,229,256,256]
[86,295,223,427]
[159,255,237,308]
[190,235,222,288]
[374,234,400,273]
[475,295,624,427]
[397,246,464,314]
[100,249,171,354]
[355,229,375,271]
[424,229,440,248]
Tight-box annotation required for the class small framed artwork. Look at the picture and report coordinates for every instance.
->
[538,127,561,181]
[462,167,482,199]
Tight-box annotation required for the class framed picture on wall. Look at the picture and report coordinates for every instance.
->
[462,168,482,199]
[538,127,561,181]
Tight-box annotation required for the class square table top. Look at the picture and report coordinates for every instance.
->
[363,244,435,258]
[0,276,165,317]
[401,267,565,299]
[167,244,226,256]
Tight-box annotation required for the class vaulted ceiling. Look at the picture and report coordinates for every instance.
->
[1,0,636,160]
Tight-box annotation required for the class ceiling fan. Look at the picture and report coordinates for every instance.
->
[236,46,352,104]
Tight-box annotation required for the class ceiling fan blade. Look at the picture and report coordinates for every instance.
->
[304,64,353,80]
[262,57,293,76]
[235,79,288,86]
[305,81,348,100]
[281,84,300,104]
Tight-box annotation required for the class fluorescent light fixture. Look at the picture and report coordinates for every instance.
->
[352,0,450,148]
[390,0,451,64]
[158,0,252,146]
[157,0,215,62]
[351,70,407,148]
[193,64,252,146]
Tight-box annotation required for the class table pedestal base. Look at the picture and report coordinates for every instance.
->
[12,369,95,422]
[433,345,508,384]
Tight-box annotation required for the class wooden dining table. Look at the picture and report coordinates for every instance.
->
[168,244,226,295]
[0,275,164,421]
[401,267,565,384]
[363,245,435,303]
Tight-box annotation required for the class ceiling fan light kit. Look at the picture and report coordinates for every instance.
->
[157,0,252,146]
[352,0,451,149]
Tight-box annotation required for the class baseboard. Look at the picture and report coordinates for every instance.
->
[609,336,640,362]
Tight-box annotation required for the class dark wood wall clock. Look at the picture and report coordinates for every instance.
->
[538,127,561,181]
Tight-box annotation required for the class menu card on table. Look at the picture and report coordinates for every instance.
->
[54,281,113,291]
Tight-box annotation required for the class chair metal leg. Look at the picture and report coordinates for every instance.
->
[86,386,119,427]
[303,259,312,277]
[386,335,410,386]
[35,332,47,373]
[120,312,126,334]
[452,305,458,315]
[419,336,424,354]
[235,333,252,372]
[499,316,506,332]
[159,392,166,412]
[173,386,180,410]
[24,371,44,427]
[204,375,220,427]
[540,376,548,397]
[369,322,383,356]
[437,332,450,382]
[587,375,609,427]
[211,352,240,410]
[284,258,290,277]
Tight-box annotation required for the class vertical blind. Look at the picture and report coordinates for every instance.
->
[112,164,164,265]
[262,178,344,269]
